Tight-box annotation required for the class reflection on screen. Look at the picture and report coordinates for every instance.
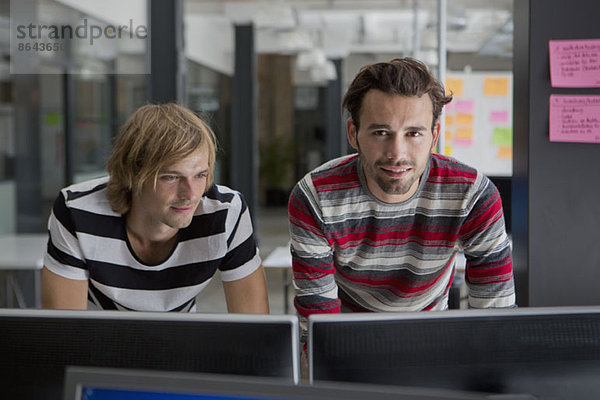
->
[83,388,290,400]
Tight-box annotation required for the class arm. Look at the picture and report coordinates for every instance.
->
[460,176,516,308]
[288,179,340,318]
[42,266,88,309]
[223,265,269,313]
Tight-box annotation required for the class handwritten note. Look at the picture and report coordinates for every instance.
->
[549,39,600,88]
[549,95,600,143]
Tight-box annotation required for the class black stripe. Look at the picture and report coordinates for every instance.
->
[88,259,220,290]
[47,240,88,270]
[220,235,257,272]
[70,208,124,239]
[171,297,195,312]
[179,209,227,241]
[204,184,235,203]
[88,284,120,310]
[226,192,248,248]
[52,192,76,237]
[65,182,107,201]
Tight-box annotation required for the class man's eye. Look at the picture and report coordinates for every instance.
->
[197,172,208,179]
[161,175,178,181]
[373,130,388,136]
[407,131,422,137]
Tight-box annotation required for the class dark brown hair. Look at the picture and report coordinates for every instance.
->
[342,57,453,130]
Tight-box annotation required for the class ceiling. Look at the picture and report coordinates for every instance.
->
[186,0,514,63]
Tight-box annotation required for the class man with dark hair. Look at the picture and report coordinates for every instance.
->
[289,58,515,331]
[43,103,269,313]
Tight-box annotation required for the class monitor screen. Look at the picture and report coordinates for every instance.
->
[0,309,299,400]
[308,306,600,400]
[63,366,503,400]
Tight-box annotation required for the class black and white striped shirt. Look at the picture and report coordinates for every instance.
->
[44,177,261,311]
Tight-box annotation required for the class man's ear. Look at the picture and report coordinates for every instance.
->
[431,120,441,152]
[347,118,359,150]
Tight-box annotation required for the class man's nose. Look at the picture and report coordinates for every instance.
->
[386,135,408,160]
[178,178,197,200]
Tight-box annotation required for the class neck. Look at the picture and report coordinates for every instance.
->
[125,215,178,265]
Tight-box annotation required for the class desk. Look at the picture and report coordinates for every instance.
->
[0,234,47,308]
[262,246,292,314]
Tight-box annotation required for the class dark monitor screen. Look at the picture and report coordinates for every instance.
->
[308,306,600,400]
[63,366,508,400]
[0,309,299,400]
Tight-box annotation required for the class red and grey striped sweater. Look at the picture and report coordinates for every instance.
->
[288,153,515,320]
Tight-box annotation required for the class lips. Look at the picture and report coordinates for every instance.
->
[170,204,195,213]
[379,164,413,178]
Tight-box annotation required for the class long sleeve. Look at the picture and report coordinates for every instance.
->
[460,175,516,308]
[288,177,341,318]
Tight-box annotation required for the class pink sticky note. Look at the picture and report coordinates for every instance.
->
[455,99,474,114]
[549,39,600,88]
[549,95,600,143]
[490,110,509,124]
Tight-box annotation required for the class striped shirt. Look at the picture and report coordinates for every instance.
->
[44,176,261,311]
[289,153,515,319]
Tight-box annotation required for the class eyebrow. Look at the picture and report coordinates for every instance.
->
[366,123,429,132]
[159,168,210,176]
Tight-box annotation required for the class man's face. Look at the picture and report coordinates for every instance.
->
[347,89,439,203]
[131,146,210,234]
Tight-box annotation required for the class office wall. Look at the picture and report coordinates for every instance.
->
[513,0,600,306]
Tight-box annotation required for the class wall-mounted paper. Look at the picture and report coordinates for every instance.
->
[490,110,509,124]
[453,139,473,147]
[493,127,513,146]
[456,127,474,141]
[455,99,474,113]
[549,39,600,88]
[549,95,600,143]
[496,146,512,159]
[444,130,453,142]
[446,78,464,97]
[445,115,455,126]
[483,77,509,96]
[456,113,474,126]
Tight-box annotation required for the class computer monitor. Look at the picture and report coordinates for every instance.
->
[0,309,299,400]
[63,366,510,400]
[308,306,600,400]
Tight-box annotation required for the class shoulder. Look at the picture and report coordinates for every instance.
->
[198,184,246,216]
[427,153,480,184]
[296,154,360,195]
[58,176,116,216]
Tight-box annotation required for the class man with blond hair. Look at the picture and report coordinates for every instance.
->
[43,103,269,313]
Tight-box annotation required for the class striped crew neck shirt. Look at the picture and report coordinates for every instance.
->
[289,153,515,320]
[44,176,261,311]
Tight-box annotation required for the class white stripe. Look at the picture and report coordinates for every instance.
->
[90,279,211,311]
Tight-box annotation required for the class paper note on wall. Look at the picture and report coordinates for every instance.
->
[456,113,474,126]
[493,127,513,146]
[490,110,510,124]
[446,78,464,97]
[549,95,600,143]
[549,39,600,88]
[483,77,509,96]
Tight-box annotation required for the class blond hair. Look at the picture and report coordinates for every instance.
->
[106,103,217,214]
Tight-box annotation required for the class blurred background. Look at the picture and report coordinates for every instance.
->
[0,0,514,311]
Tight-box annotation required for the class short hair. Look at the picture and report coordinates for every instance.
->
[106,103,217,215]
[342,57,453,130]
